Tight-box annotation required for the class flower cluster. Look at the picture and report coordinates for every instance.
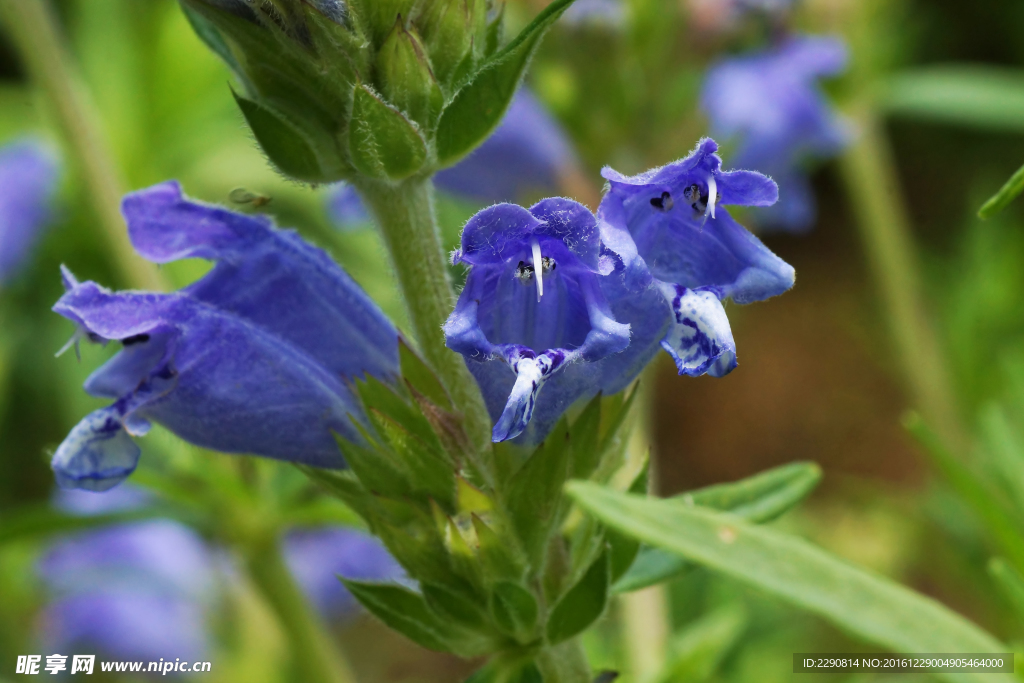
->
[445,138,794,443]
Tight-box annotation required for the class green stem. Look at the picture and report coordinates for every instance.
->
[535,638,592,683]
[0,0,164,291]
[356,176,493,462]
[837,105,966,449]
[244,536,356,683]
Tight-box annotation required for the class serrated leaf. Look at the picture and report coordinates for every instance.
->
[506,419,571,565]
[567,482,1013,683]
[232,92,328,182]
[490,580,539,643]
[348,84,427,180]
[434,0,579,167]
[979,161,1024,219]
[343,580,461,653]
[546,549,609,645]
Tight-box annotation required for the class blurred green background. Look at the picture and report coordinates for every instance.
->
[2,0,1024,680]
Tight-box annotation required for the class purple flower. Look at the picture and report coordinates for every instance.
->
[701,36,850,232]
[327,182,371,230]
[0,139,60,283]
[598,138,794,382]
[283,527,405,622]
[444,198,630,442]
[51,181,399,491]
[37,519,215,662]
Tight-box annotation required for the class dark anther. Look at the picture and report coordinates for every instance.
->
[683,183,708,212]
[541,256,556,273]
[514,260,535,283]
[650,191,674,211]
[121,333,151,346]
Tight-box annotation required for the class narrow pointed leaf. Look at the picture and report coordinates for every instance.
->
[399,339,453,411]
[233,92,327,182]
[490,580,539,643]
[567,482,1012,683]
[349,84,427,180]
[342,580,458,653]
[613,461,822,593]
[434,0,578,167]
[546,550,609,645]
[506,420,571,564]
[980,161,1024,219]
[987,558,1024,621]
[652,604,747,683]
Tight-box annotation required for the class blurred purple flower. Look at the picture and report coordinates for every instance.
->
[561,0,625,27]
[597,138,794,381]
[0,139,60,283]
[38,519,215,662]
[283,527,404,622]
[52,181,399,491]
[444,198,629,442]
[701,36,850,232]
[327,91,575,228]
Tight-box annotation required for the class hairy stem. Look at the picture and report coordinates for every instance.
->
[244,536,356,683]
[1,0,164,290]
[356,177,493,463]
[837,106,966,448]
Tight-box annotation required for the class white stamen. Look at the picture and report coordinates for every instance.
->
[706,175,718,219]
[56,328,84,361]
[531,239,544,301]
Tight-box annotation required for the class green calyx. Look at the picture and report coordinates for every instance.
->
[299,343,642,677]
[180,0,581,184]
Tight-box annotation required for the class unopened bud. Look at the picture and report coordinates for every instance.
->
[377,19,444,130]
[415,0,487,89]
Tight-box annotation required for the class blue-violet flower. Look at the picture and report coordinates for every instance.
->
[0,139,60,283]
[52,181,398,491]
[598,138,794,383]
[701,36,850,231]
[444,198,630,443]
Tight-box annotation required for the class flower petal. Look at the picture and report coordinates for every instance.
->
[55,283,360,469]
[455,203,544,266]
[491,350,570,442]
[657,282,737,377]
[124,181,398,384]
[51,406,141,492]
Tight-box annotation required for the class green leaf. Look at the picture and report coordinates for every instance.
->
[434,0,579,167]
[489,580,539,643]
[652,604,747,683]
[882,66,1024,132]
[342,580,460,653]
[422,581,491,631]
[179,1,246,83]
[472,514,527,583]
[987,557,1024,621]
[506,420,571,564]
[674,461,822,524]
[399,339,453,411]
[905,413,1024,570]
[232,91,328,182]
[612,546,691,594]
[979,404,1024,510]
[607,460,649,583]
[546,550,609,645]
[348,84,427,180]
[612,461,822,593]
[979,161,1024,219]
[566,482,1013,683]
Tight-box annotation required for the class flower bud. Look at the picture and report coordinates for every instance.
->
[415,0,488,90]
[376,19,444,131]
